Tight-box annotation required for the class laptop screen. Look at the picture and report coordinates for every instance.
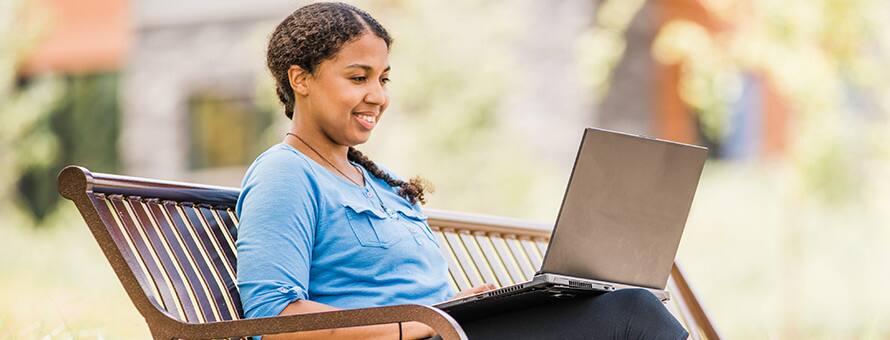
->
[540,128,707,289]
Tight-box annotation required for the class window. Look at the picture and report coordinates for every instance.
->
[187,91,273,169]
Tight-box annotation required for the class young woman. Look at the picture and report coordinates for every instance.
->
[236,3,688,339]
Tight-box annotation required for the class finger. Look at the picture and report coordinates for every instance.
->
[474,283,495,292]
[470,285,489,293]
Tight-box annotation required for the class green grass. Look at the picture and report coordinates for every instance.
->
[0,206,149,339]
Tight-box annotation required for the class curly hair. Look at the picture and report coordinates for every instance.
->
[268,2,430,205]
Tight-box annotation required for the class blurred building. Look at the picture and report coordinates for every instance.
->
[23,0,790,187]
[24,0,297,186]
[122,0,297,183]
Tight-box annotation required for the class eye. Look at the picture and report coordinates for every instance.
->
[350,76,367,83]
[381,76,391,85]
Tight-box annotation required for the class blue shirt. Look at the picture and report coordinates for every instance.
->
[235,143,454,319]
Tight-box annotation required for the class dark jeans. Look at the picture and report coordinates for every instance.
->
[433,289,688,340]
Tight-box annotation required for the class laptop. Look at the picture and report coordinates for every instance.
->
[434,127,708,320]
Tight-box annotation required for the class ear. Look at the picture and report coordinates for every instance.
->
[288,65,310,97]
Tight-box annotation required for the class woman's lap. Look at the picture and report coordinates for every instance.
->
[432,288,688,340]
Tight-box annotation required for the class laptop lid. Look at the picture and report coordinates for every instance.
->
[540,128,707,289]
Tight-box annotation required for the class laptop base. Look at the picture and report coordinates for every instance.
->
[435,274,616,320]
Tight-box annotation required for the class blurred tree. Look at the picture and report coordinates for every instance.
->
[577,0,648,98]
[651,0,890,337]
[17,73,121,222]
[0,0,61,222]
[369,0,574,219]
[653,0,890,203]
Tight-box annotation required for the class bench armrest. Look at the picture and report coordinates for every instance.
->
[152,304,466,340]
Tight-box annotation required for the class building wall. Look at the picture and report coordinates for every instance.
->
[121,0,299,182]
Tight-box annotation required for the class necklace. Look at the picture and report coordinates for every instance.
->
[286,132,363,187]
[286,132,390,216]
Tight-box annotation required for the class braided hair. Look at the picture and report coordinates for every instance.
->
[267,2,430,205]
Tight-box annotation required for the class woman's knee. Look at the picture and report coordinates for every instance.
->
[555,289,663,323]
[609,289,688,338]
[600,288,663,311]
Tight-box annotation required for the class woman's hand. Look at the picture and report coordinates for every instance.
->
[403,321,436,340]
[452,283,498,300]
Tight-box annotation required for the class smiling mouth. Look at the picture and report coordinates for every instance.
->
[353,112,377,129]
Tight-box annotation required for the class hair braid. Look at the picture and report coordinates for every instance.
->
[348,147,430,205]
[268,3,427,204]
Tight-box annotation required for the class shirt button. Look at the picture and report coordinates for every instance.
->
[277,287,289,293]
[366,191,373,198]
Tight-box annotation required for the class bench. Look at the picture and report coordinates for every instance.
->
[58,165,720,339]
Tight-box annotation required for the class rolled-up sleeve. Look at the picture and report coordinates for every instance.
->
[235,152,320,319]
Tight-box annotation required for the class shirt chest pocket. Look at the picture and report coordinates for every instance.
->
[394,207,438,246]
[343,200,401,248]
[343,200,437,248]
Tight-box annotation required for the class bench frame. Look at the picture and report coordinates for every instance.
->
[58,165,719,339]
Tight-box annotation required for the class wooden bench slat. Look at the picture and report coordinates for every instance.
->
[126,197,195,323]
[196,206,246,319]
[226,207,240,225]
[178,204,242,321]
[505,236,536,279]
[91,195,167,312]
[519,238,543,269]
[439,230,472,290]
[108,196,177,315]
[443,231,485,287]
[457,232,499,286]
[145,200,209,323]
[534,239,549,258]
[199,206,238,280]
[162,202,228,322]
[193,205,245,319]
[472,233,514,286]
[488,234,526,284]
[433,230,469,291]
[212,208,240,258]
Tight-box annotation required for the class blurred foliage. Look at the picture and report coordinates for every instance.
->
[648,1,890,337]
[18,73,121,222]
[368,0,555,218]
[252,0,568,219]
[1,0,121,224]
[576,0,647,98]
[0,0,61,221]
[652,0,890,203]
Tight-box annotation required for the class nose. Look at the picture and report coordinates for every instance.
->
[364,82,386,106]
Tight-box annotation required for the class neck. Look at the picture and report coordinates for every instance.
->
[285,124,351,166]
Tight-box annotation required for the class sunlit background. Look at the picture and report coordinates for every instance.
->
[2,0,889,338]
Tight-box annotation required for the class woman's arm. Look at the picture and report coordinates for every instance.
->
[264,300,435,340]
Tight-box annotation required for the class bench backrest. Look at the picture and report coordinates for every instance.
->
[59,167,244,325]
[59,166,718,339]
[424,211,718,339]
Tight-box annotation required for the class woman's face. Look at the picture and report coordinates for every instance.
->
[299,32,390,147]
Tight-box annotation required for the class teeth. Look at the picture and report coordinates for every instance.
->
[359,114,376,124]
